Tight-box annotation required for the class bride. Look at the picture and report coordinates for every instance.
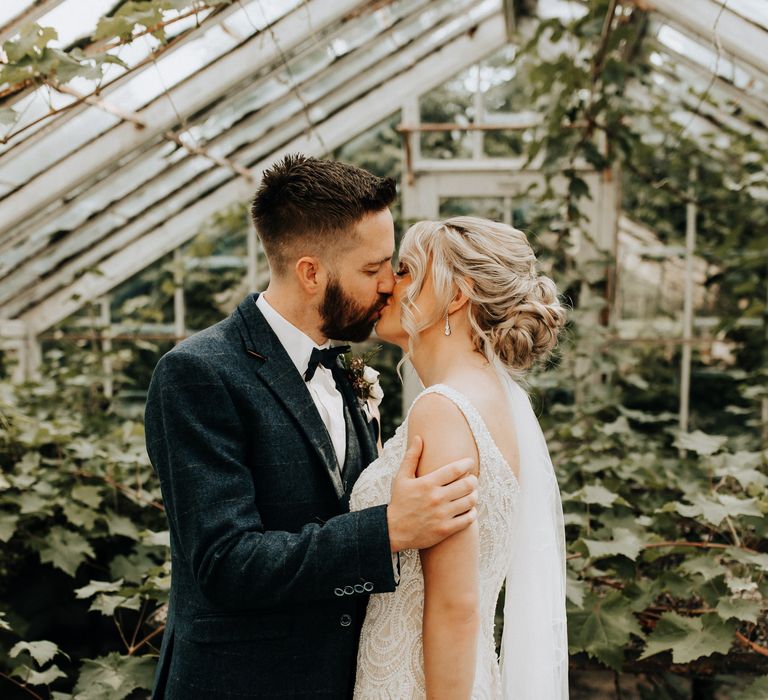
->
[350,216,569,699]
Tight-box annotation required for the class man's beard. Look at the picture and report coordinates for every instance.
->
[319,276,388,342]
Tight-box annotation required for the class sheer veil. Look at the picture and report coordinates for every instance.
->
[494,360,569,699]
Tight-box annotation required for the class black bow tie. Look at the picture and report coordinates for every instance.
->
[304,345,350,382]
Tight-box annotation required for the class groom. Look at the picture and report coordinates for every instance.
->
[144,154,479,699]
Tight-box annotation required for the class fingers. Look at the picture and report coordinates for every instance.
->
[397,435,424,478]
[426,457,476,487]
[445,491,478,519]
[441,475,479,503]
[442,507,478,537]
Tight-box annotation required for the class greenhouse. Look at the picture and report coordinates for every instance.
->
[0,0,766,697]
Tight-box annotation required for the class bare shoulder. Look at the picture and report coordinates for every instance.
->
[409,392,479,478]
[442,372,507,416]
[440,370,521,477]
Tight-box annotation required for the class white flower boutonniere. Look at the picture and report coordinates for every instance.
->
[341,347,384,423]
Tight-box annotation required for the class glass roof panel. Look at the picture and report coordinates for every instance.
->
[537,0,589,21]
[0,0,302,191]
[727,0,768,30]
[0,0,483,293]
[4,0,768,316]
[654,21,768,102]
[654,24,753,89]
[0,1,37,29]
[652,21,768,110]
[5,0,456,241]
[42,0,116,48]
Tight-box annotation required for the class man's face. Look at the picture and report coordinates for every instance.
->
[319,208,396,342]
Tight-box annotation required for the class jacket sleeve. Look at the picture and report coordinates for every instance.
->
[144,349,397,609]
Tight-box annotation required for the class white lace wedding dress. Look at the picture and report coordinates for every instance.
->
[350,383,521,699]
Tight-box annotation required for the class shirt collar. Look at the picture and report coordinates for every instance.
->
[256,293,329,377]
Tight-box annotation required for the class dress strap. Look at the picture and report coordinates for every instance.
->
[414,384,494,465]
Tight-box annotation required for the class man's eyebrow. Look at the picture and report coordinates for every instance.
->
[365,255,393,267]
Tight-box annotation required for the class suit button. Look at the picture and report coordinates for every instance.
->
[343,585,354,595]
[334,588,344,597]
[340,614,352,627]
[354,584,364,594]
[363,582,374,592]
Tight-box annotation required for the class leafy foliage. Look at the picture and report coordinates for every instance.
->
[0,346,168,698]
[499,0,768,690]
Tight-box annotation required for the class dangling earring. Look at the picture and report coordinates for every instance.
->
[444,312,451,336]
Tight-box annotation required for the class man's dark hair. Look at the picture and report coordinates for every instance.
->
[251,153,396,275]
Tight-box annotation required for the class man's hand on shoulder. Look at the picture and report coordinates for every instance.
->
[386,406,479,553]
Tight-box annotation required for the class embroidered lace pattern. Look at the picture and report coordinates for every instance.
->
[350,384,520,699]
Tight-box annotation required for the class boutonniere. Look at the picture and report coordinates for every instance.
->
[340,346,384,422]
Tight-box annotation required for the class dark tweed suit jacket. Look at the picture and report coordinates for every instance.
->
[144,293,396,699]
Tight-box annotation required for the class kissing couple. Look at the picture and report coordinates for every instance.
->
[145,154,569,699]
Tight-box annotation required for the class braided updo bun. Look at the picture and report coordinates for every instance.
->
[398,216,565,373]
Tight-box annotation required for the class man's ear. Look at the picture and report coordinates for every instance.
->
[294,256,325,295]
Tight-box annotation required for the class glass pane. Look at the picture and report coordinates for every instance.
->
[654,23,759,93]
[41,0,116,47]
[0,1,36,29]
[727,0,768,30]
[420,66,475,158]
[0,0,300,181]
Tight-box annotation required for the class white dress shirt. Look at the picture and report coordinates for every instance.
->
[256,294,347,471]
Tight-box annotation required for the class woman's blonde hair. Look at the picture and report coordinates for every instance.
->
[398,216,566,375]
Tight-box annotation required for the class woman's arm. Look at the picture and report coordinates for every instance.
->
[409,393,480,700]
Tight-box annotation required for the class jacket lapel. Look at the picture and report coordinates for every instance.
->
[234,294,344,500]
[332,365,379,471]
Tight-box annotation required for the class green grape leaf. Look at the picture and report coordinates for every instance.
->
[0,612,12,631]
[671,494,761,526]
[599,415,631,435]
[566,568,586,607]
[0,512,19,542]
[715,598,762,624]
[90,593,142,616]
[680,555,728,582]
[725,546,768,572]
[639,612,735,663]
[105,511,141,540]
[62,501,99,530]
[72,652,156,700]
[568,483,629,507]
[581,527,643,561]
[3,24,58,62]
[38,526,95,577]
[674,430,728,456]
[11,663,67,686]
[713,451,767,489]
[568,591,642,671]
[16,491,49,514]
[10,640,65,666]
[75,579,125,600]
[72,485,103,509]
[141,529,170,547]
[109,551,158,583]
[93,3,165,42]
